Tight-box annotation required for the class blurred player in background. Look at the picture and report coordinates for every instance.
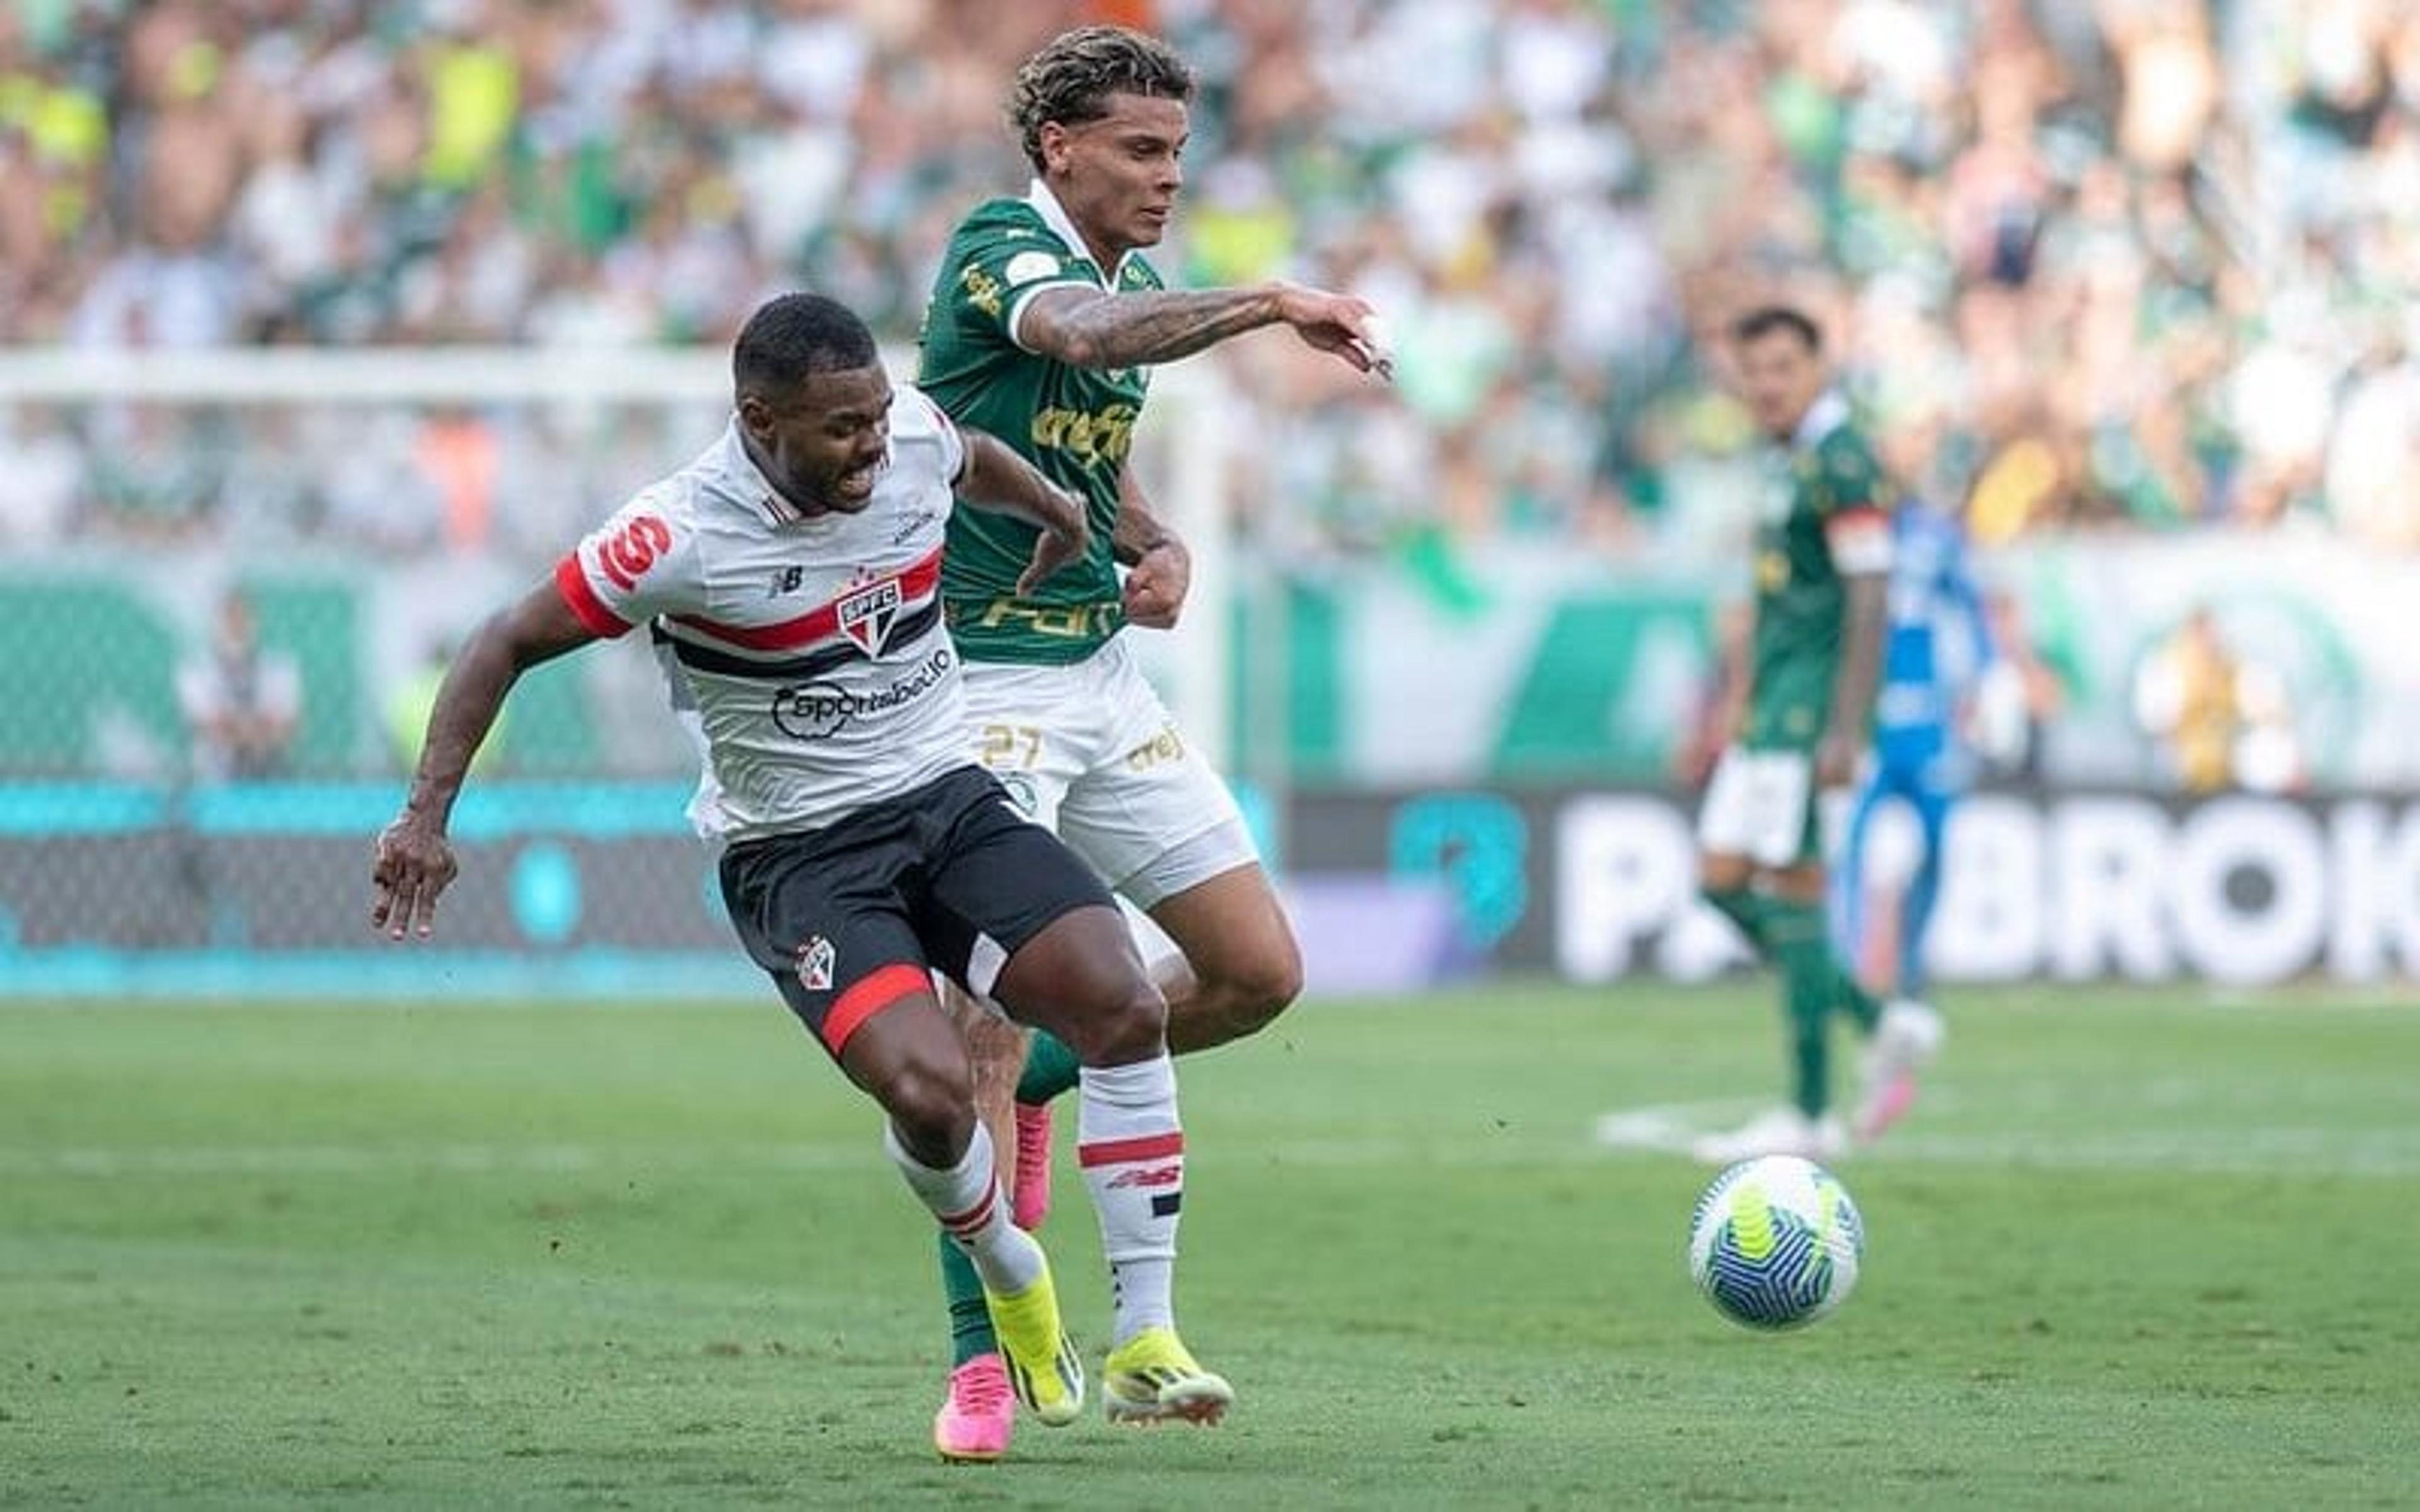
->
[372,292,1189,1443]
[1688,305,1944,1165]
[171,587,304,940]
[1832,493,1995,1070]
[2131,605,2262,793]
[178,588,301,784]
[914,24,1390,1459]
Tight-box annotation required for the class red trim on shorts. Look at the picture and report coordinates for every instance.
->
[669,546,943,651]
[822,962,930,1055]
[1077,1131,1185,1168]
[553,554,631,637]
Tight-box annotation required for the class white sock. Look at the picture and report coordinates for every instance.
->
[1076,1054,1183,1343]
[884,1121,1045,1295]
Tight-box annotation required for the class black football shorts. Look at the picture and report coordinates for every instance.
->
[717,764,1115,1057]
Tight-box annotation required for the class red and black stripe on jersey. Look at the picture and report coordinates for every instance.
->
[648,598,943,681]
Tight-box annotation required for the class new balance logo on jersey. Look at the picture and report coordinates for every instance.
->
[889,509,937,546]
[767,564,805,597]
[795,935,834,992]
[838,574,903,655]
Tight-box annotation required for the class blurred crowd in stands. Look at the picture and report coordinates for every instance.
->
[4,0,2419,561]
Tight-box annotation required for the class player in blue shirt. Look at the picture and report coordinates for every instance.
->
[1833,497,1986,1139]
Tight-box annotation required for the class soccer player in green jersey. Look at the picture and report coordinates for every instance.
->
[913,26,1389,1459]
[1688,305,1945,1166]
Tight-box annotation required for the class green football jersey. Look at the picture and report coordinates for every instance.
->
[1743,397,1895,751]
[917,193,1161,665]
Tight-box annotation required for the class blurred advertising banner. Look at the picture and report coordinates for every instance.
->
[1545,791,2420,988]
[5,783,2417,994]
[1229,532,2412,792]
[10,532,2420,790]
[1289,788,2420,989]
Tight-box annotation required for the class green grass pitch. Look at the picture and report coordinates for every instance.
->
[5,983,2416,1508]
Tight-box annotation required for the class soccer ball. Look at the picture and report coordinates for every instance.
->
[1688,1155,1864,1331]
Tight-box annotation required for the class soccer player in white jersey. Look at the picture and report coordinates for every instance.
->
[913,25,1391,1458]
[371,292,1214,1441]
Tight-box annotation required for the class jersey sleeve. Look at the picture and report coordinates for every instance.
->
[552,485,705,637]
[901,386,967,486]
[1817,433,1894,576]
[941,202,1099,354]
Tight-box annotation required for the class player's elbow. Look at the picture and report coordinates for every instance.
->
[1045,326,1109,370]
[448,611,525,682]
[1023,304,1114,369]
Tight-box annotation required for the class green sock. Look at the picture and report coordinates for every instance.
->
[1763,898,1834,1120]
[1703,885,1769,954]
[937,1231,996,1366]
[1835,962,1882,1035]
[1015,1029,1083,1106]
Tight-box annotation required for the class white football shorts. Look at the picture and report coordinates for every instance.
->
[961,635,1259,910]
[1697,745,1821,868]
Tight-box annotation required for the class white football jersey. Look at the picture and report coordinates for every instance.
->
[554,388,970,840]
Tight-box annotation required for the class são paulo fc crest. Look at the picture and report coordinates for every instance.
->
[838,573,902,656]
[795,935,836,992]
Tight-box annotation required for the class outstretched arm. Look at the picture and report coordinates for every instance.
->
[372,583,595,939]
[1114,471,1189,629]
[957,427,1093,595]
[1018,280,1390,376]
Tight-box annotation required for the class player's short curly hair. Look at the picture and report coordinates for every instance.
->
[1009,26,1194,174]
[733,292,877,399]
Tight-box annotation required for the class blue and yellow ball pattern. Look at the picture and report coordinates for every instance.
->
[1688,1155,1864,1331]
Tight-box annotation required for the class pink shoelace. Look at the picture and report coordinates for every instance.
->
[950,1357,1013,1414]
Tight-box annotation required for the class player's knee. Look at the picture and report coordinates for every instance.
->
[1067,975,1167,1066]
[875,1047,975,1159]
[1700,878,1749,914]
[1205,942,1302,1038]
[1768,864,1824,903]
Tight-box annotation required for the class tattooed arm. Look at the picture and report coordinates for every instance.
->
[1018,281,1389,375]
